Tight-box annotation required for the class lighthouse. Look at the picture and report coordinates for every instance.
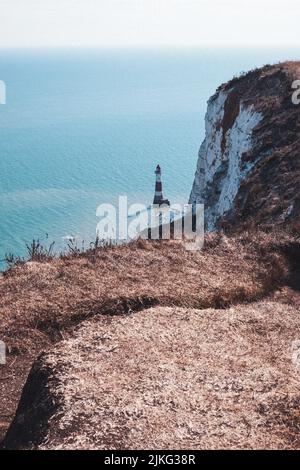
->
[153,164,170,206]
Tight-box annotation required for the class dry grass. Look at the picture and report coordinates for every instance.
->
[0,230,299,444]
[4,301,300,450]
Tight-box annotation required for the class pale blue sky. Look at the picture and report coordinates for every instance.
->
[0,0,299,48]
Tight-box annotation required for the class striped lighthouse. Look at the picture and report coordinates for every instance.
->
[153,164,170,206]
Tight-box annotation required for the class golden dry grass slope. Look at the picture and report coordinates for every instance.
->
[3,302,300,450]
[0,230,299,449]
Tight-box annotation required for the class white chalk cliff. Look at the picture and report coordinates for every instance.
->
[189,62,300,231]
[189,91,262,230]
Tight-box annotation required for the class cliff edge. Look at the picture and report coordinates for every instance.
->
[4,303,300,450]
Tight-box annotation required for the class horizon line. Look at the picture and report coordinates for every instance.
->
[1,44,300,51]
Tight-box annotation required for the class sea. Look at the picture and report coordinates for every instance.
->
[1,47,299,268]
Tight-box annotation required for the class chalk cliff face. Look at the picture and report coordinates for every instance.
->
[189,62,300,231]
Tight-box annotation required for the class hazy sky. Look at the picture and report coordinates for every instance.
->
[0,0,299,48]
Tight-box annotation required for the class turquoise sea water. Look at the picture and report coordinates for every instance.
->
[0,47,300,268]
